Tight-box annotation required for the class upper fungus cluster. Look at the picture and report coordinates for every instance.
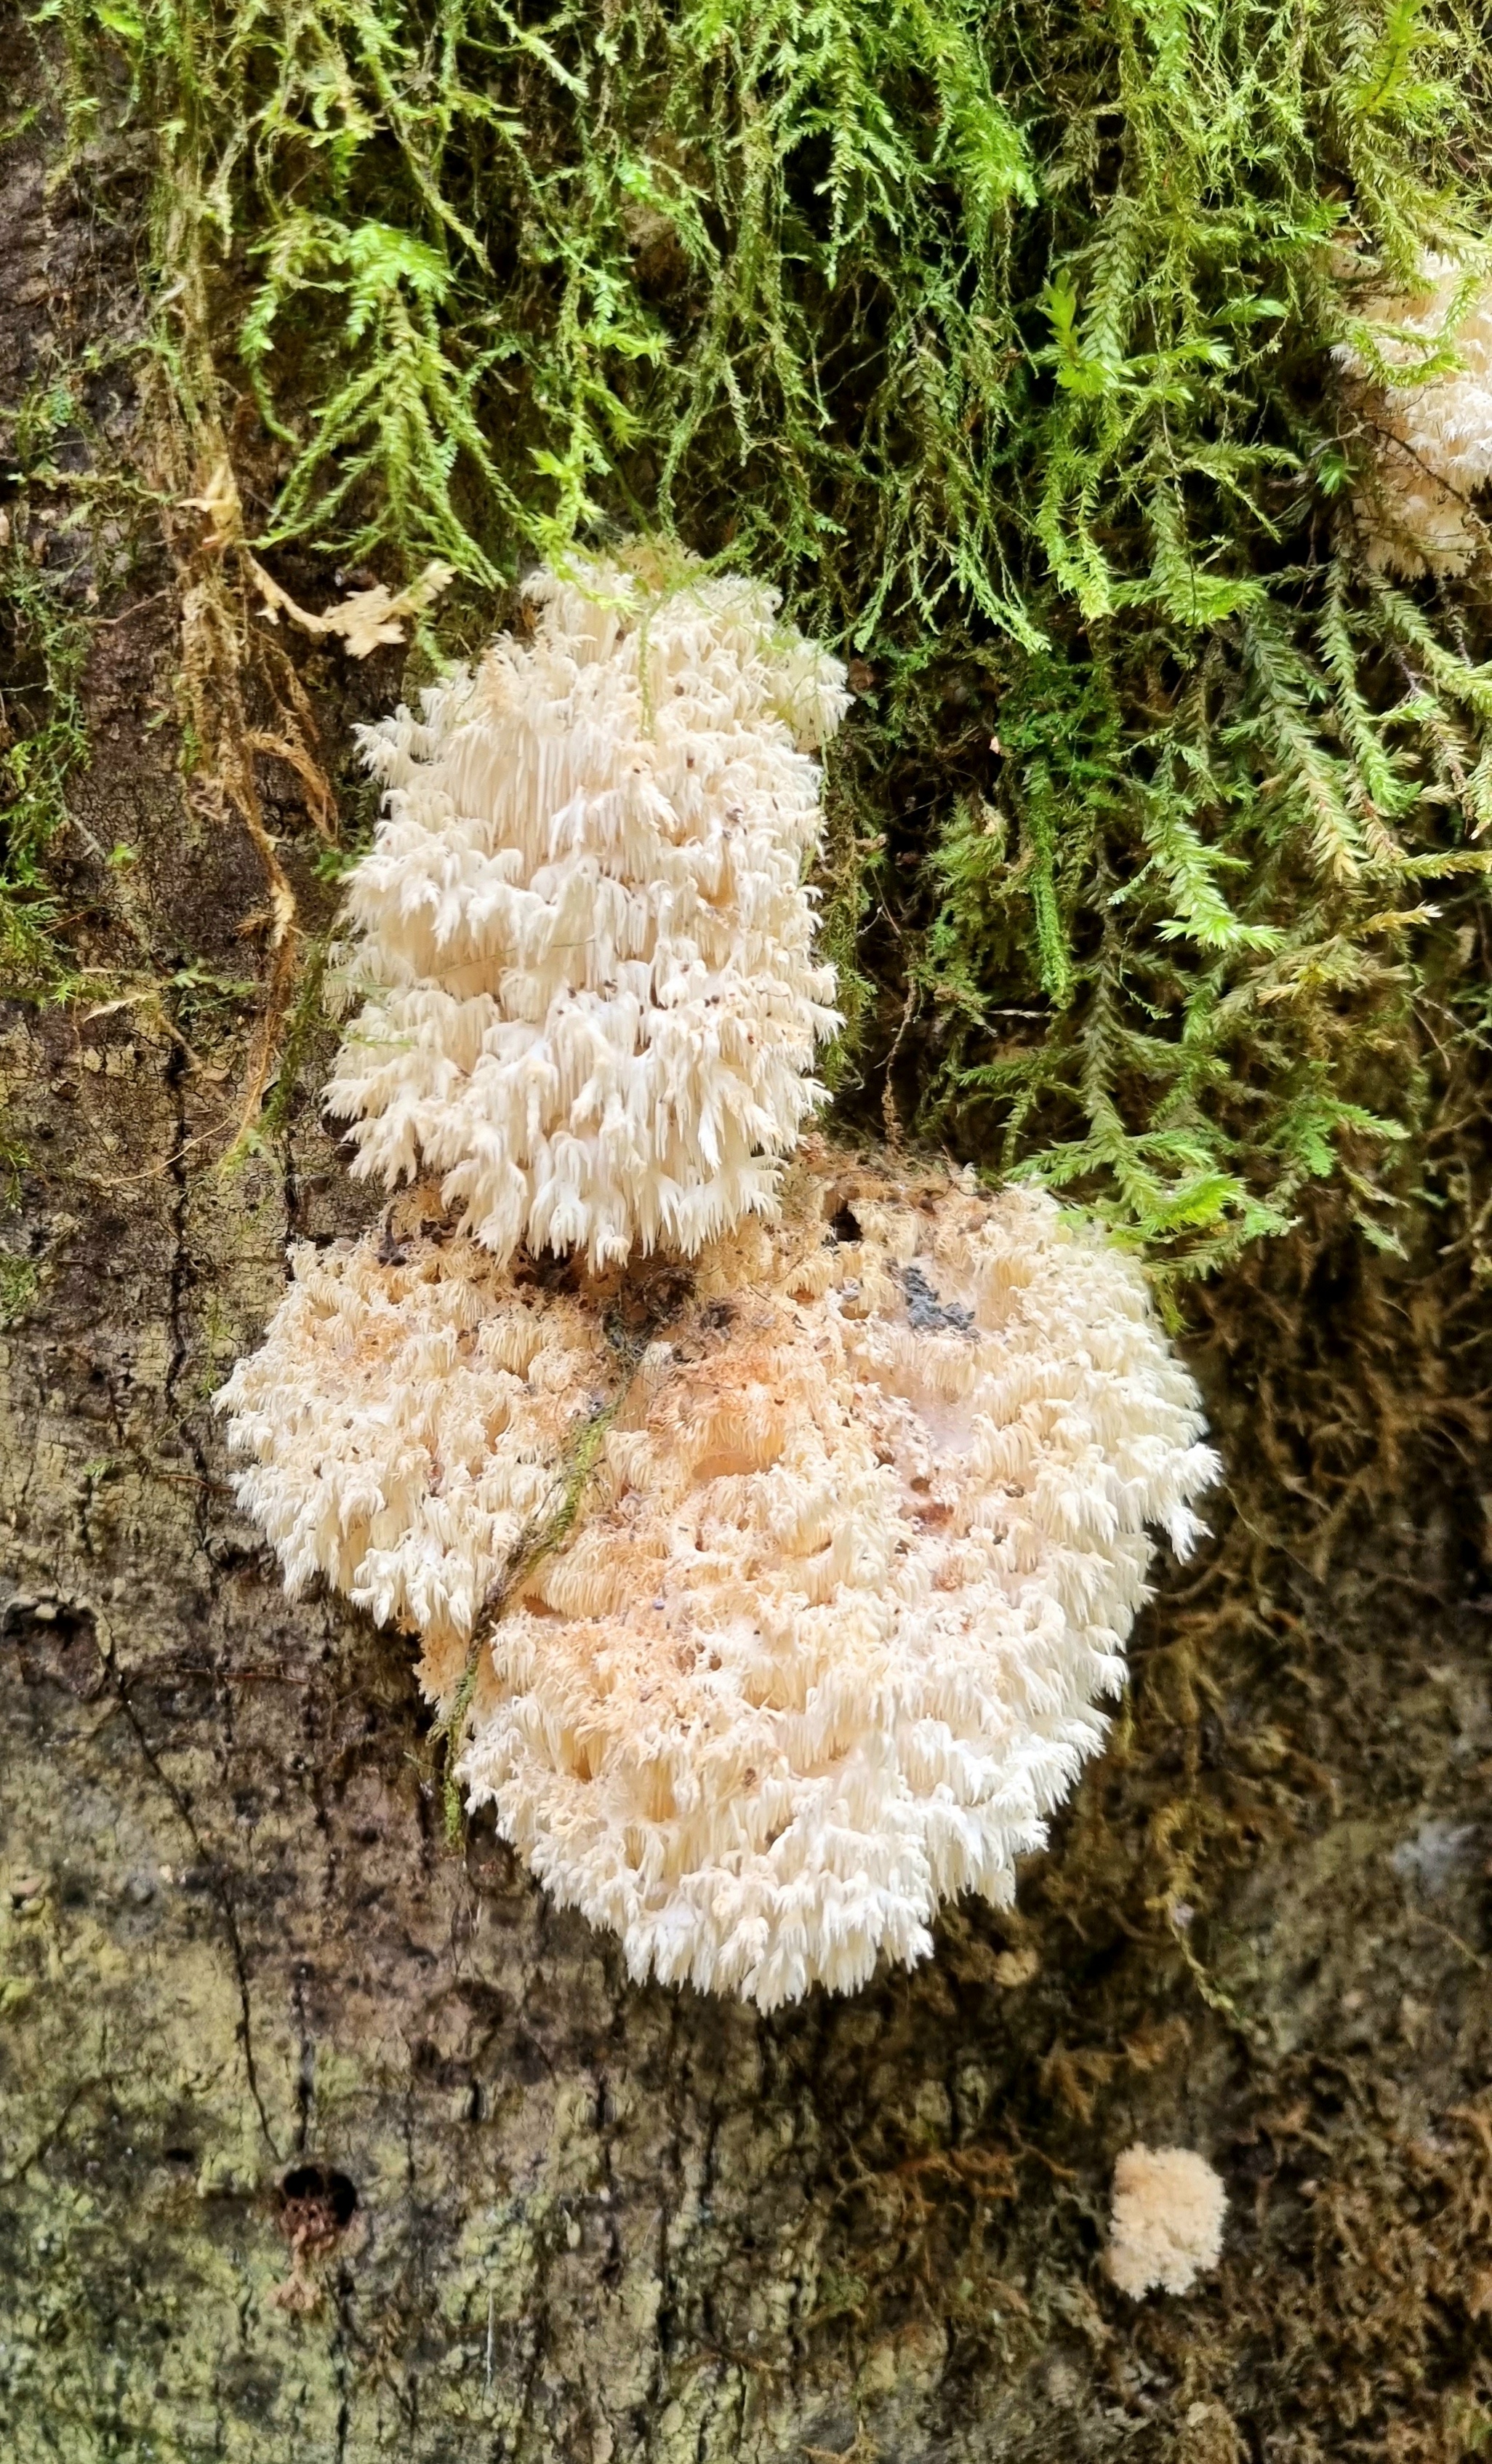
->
[220,548,1219,2007]
[324,551,847,1270]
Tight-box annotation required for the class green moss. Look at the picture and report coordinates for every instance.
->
[36,0,1492,1265]
[0,1255,40,1325]
[0,527,92,1001]
[0,358,157,1005]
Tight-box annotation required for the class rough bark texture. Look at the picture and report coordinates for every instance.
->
[5,39,1492,2464]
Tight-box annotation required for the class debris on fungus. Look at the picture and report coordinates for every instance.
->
[219,1152,1218,2007]
[1105,2145,1228,2297]
[322,548,849,1271]
[249,554,455,658]
[1336,256,1492,577]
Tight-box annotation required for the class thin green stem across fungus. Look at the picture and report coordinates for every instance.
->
[429,1313,653,1844]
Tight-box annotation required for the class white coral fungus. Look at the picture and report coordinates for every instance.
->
[1105,2145,1227,2297]
[323,550,849,1271]
[218,1156,1218,2008]
[1336,256,1492,576]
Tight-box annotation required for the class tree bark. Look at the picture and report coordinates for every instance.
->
[4,34,1492,2463]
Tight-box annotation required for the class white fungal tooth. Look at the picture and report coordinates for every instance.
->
[217,1159,1219,2009]
[326,548,849,1270]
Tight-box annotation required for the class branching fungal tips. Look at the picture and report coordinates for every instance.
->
[220,548,1219,2006]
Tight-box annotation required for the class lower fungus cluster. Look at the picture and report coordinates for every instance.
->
[218,1151,1217,2007]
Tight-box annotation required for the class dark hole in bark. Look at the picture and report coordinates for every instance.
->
[829,1201,862,1243]
[3,1598,105,1699]
[276,2163,358,2251]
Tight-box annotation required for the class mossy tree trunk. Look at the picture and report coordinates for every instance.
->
[6,32,1492,2464]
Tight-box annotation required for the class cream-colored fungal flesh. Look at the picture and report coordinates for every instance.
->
[1337,256,1492,576]
[215,1220,615,1695]
[322,550,849,1271]
[219,1159,1218,2007]
[1106,2145,1228,2297]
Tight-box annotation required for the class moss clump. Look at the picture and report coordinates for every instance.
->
[0,383,95,1000]
[33,0,1492,1266]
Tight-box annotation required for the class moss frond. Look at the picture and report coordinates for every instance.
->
[36,0,1492,1265]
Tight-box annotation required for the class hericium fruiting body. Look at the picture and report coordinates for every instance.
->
[220,549,1219,2006]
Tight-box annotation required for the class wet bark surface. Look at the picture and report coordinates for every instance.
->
[4,35,1492,2464]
